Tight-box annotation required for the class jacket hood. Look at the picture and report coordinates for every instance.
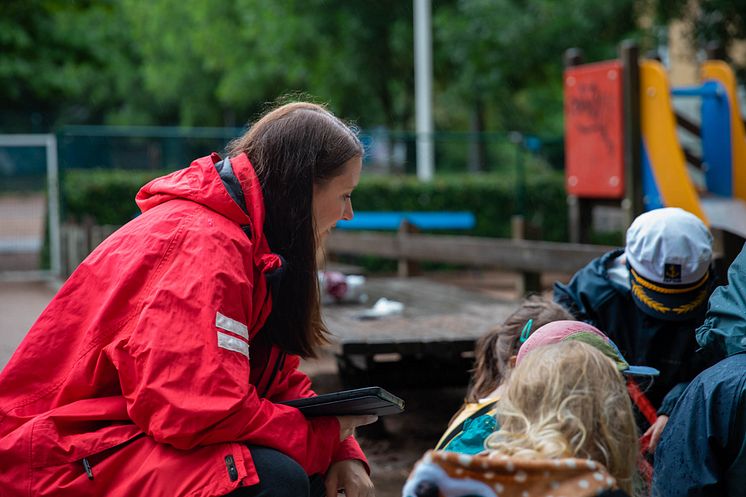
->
[136,153,265,244]
[696,244,746,358]
[591,248,629,293]
[553,249,627,319]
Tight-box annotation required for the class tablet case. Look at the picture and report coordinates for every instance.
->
[280,386,405,416]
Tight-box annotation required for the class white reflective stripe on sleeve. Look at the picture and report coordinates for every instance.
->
[217,331,249,358]
[215,312,249,340]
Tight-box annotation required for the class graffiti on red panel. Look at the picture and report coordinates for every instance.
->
[568,82,616,153]
[564,60,625,198]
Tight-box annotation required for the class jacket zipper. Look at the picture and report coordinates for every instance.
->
[82,458,94,480]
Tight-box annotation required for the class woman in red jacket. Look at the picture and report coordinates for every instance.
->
[0,102,376,497]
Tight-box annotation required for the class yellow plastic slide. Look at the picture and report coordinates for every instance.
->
[639,60,707,222]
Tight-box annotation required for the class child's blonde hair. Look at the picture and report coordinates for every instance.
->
[467,296,572,402]
[484,341,638,495]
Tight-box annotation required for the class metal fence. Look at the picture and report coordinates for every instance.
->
[57,125,562,175]
[0,135,60,279]
[0,126,561,280]
[58,125,244,172]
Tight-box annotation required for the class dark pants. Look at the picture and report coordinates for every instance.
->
[225,446,325,497]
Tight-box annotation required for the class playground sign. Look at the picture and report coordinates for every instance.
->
[564,61,624,198]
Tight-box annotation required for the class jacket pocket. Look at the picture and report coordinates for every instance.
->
[31,418,143,469]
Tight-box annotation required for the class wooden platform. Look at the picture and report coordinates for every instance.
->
[321,276,519,386]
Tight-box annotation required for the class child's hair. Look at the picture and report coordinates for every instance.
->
[467,295,573,402]
[484,341,638,495]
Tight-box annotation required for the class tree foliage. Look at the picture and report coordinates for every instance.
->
[1,0,690,136]
[657,0,746,55]
[0,0,149,131]
[433,0,638,134]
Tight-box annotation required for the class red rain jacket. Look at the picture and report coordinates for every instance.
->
[0,153,366,497]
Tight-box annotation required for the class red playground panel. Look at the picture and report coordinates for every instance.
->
[564,60,625,199]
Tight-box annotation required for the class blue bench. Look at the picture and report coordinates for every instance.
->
[336,211,476,231]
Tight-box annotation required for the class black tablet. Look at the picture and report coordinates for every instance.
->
[280,387,405,417]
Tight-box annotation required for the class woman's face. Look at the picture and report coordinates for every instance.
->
[312,156,362,240]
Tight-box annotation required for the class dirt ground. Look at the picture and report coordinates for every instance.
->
[300,351,467,497]
[357,386,466,497]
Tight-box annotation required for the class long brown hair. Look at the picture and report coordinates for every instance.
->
[467,295,572,402]
[485,341,638,495]
[227,102,363,357]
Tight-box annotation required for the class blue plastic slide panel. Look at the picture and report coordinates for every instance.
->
[700,81,733,197]
[640,141,664,211]
[671,85,722,99]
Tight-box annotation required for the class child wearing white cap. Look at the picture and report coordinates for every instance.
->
[553,207,718,452]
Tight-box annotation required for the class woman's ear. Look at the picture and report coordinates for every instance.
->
[509,355,517,368]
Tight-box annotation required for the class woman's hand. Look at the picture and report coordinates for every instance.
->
[325,459,374,497]
[336,415,378,441]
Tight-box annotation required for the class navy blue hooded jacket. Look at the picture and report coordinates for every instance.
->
[653,243,746,497]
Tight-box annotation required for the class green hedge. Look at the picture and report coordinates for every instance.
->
[346,173,568,241]
[62,169,569,241]
[63,169,168,225]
